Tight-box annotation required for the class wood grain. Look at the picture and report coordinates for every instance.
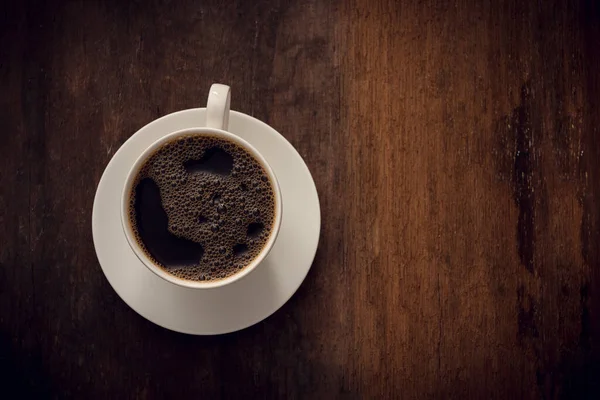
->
[1,0,599,398]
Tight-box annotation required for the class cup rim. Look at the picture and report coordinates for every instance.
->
[120,127,283,290]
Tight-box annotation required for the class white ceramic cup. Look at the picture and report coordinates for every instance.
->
[120,84,282,289]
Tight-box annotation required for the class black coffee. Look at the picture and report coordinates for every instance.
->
[127,135,276,282]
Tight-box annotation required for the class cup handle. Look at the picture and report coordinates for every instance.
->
[206,83,231,131]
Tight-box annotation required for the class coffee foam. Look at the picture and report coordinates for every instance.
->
[128,135,276,282]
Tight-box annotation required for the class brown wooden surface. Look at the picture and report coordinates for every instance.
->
[1,0,599,398]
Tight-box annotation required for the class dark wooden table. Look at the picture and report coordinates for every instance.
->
[2,0,599,398]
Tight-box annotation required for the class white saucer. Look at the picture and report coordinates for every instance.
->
[92,109,320,335]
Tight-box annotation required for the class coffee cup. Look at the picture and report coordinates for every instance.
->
[120,84,282,289]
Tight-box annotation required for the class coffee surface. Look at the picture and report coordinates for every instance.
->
[128,135,276,282]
